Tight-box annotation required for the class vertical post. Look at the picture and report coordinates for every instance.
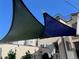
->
[62,37,68,59]
[76,14,79,35]
[36,38,38,47]
[58,37,68,59]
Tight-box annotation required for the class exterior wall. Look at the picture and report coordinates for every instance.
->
[0,37,78,59]
[57,15,79,59]
[67,15,77,25]
[38,37,60,47]
[64,36,78,59]
[0,44,39,59]
[0,44,56,59]
[25,39,37,46]
[0,37,59,59]
[72,38,79,42]
[11,37,60,47]
[58,36,78,59]
[12,39,37,46]
[59,19,72,27]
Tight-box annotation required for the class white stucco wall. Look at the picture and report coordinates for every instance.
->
[0,44,39,59]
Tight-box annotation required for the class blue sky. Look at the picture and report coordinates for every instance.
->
[0,0,79,40]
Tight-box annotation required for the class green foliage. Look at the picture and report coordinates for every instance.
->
[5,49,16,59]
[21,51,32,59]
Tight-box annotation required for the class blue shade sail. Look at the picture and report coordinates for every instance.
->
[43,13,76,37]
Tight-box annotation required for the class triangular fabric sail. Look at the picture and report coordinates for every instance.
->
[43,13,76,37]
[1,0,44,42]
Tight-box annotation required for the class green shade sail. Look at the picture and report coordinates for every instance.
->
[1,0,44,42]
